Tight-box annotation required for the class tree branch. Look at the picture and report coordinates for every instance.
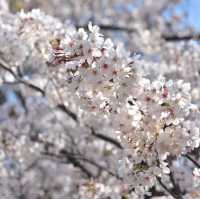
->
[32,136,94,178]
[57,104,78,122]
[76,24,200,42]
[91,127,123,149]
[59,149,122,179]
[0,57,79,122]
[76,24,137,33]
[156,177,181,199]
[163,34,200,41]
[169,171,183,199]
[183,154,200,168]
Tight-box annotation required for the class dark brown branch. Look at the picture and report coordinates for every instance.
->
[0,57,18,78]
[183,154,200,168]
[33,136,94,178]
[0,57,79,122]
[19,79,45,96]
[59,149,122,179]
[165,156,183,199]
[144,187,164,199]
[76,24,137,33]
[42,150,94,178]
[62,152,94,178]
[163,34,200,41]
[78,156,121,179]
[156,177,180,199]
[0,58,45,96]
[57,104,78,122]
[76,24,200,42]
[91,127,123,149]
[3,79,45,96]
[169,171,183,199]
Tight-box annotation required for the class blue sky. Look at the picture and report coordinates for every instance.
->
[120,0,200,31]
[176,0,200,30]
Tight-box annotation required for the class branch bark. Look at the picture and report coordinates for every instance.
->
[0,57,79,122]
[156,177,182,199]
[183,154,200,168]
[91,127,123,149]
[76,24,200,42]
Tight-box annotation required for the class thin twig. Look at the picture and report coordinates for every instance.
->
[156,177,180,199]
[169,171,183,199]
[183,154,200,168]
[57,104,78,122]
[0,57,80,122]
[76,24,200,42]
[91,127,123,149]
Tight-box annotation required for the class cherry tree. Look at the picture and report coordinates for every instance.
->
[0,1,200,199]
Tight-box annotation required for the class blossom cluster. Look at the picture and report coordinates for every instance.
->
[49,12,200,195]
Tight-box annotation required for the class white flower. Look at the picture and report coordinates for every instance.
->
[193,168,200,187]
